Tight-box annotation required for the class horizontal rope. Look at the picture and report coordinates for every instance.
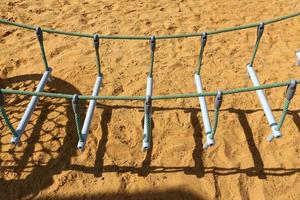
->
[0,80,298,101]
[0,12,299,40]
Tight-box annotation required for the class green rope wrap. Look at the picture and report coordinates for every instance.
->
[210,109,220,139]
[74,113,83,142]
[36,27,50,71]
[93,34,101,76]
[195,32,207,75]
[0,12,299,40]
[0,107,17,137]
[210,91,222,139]
[145,113,152,144]
[148,36,156,77]
[72,94,83,142]
[249,22,264,66]
[276,98,291,131]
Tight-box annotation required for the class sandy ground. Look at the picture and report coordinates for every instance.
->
[1,0,300,199]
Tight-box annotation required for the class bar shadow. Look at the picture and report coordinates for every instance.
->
[37,188,204,200]
[0,73,82,200]
[94,107,112,177]
[70,104,300,179]
[228,108,266,179]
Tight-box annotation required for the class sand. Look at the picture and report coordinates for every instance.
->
[1,0,300,199]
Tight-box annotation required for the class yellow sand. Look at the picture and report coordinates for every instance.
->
[1,1,300,199]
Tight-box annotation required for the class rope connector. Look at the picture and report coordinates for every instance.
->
[72,94,80,114]
[286,80,297,100]
[257,22,264,39]
[0,90,4,107]
[201,32,207,47]
[36,26,43,43]
[214,91,223,109]
[150,36,156,52]
[93,34,100,49]
[144,95,152,114]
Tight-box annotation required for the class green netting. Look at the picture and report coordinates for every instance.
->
[0,107,17,137]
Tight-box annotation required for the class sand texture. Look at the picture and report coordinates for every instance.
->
[1,0,300,199]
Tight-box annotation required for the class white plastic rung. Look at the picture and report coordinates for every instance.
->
[77,76,102,150]
[247,64,282,140]
[11,68,52,144]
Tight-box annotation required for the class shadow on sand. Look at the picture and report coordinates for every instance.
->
[1,75,300,199]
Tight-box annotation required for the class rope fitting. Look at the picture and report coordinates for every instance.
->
[214,91,223,109]
[0,90,4,107]
[257,22,264,39]
[150,36,156,52]
[144,95,152,114]
[36,26,43,43]
[93,34,100,49]
[286,80,297,100]
[72,94,80,114]
[201,32,207,47]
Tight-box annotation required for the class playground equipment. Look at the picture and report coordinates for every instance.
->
[297,50,300,66]
[0,12,299,151]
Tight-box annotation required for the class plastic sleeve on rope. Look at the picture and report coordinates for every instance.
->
[150,36,156,52]
[201,32,207,48]
[257,22,264,39]
[286,80,297,100]
[144,95,152,114]
[214,91,223,109]
[72,94,80,113]
[36,26,43,43]
[93,34,100,49]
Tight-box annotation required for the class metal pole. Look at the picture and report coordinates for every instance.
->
[246,64,281,141]
[142,76,153,151]
[11,68,52,144]
[194,73,213,147]
[77,76,102,150]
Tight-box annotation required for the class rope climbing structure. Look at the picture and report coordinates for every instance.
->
[0,12,299,151]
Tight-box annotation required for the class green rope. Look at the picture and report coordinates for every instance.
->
[0,12,299,40]
[148,48,155,77]
[249,28,263,66]
[74,113,83,142]
[276,98,291,131]
[95,43,101,76]
[210,109,220,139]
[0,80,298,101]
[145,113,152,144]
[0,107,17,137]
[38,39,49,71]
[93,35,102,76]
[195,33,207,75]
[148,36,156,77]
